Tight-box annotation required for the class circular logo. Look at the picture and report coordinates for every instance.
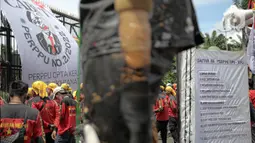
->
[224,13,245,30]
[26,10,62,56]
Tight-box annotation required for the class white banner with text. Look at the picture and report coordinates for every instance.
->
[195,50,251,143]
[1,0,79,89]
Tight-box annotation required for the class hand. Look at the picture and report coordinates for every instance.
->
[51,130,57,140]
[159,106,163,111]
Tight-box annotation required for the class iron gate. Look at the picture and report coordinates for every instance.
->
[0,8,80,92]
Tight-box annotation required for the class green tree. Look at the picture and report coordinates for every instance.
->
[162,56,177,84]
[201,30,228,50]
[200,30,243,51]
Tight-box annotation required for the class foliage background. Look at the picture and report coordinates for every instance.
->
[162,29,243,85]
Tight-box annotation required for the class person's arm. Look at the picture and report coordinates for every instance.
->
[60,102,66,121]
[53,101,60,127]
[33,114,46,143]
[32,102,50,128]
[171,100,178,113]
[115,0,152,70]
[153,99,163,113]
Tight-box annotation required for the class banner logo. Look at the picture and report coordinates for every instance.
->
[26,10,62,56]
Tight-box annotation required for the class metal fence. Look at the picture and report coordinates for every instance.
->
[0,9,80,92]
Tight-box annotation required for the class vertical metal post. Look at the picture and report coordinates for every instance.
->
[6,28,12,89]
[177,52,181,143]
[63,17,66,26]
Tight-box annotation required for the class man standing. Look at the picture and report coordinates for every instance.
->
[166,86,178,143]
[30,81,60,143]
[154,93,169,143]
[52,87,76,143]
[0,80,45,143]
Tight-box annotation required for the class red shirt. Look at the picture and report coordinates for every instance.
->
[154,96,169,121]
[31,96,60,133]
[58,96,76,135]
[0,104,44,143]
[168,99,177,118]
[250,90,255,107]
[249,90,255,125]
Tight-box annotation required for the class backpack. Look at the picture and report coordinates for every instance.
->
[1,110,28,143]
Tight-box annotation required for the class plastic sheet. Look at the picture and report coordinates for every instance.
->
[179,49,252,143]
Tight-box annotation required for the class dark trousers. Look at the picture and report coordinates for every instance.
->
[157,120,168,143]
[169,117,178,143]
[55,131,75,143]
[252,126,255,143]
[45,132,54,143]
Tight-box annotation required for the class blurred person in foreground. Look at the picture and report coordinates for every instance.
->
[52,87,76,143]
[165,86,178,143]
[30,81,60,143]
[0,80,45,143]
[47,83,58,100]
[79,0,203,142]
[153,92,169,143]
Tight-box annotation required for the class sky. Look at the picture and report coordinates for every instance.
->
[42,0,234,33]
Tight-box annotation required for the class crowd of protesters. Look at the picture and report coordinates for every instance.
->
[2,77,255,143]
[0,80,84,143]
[153,83,178,143]
[0,79,179,143]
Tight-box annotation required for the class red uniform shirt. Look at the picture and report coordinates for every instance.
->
[0,104,44,143]
[250,90,255,107]
[31,96,60,133]
[166,95,177,118]
[154,95,169,121]
[58,96,76,135]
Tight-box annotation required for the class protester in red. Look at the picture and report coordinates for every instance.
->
[26,85,39,107]
[30,81,60,143]
[52,87,76,143]
[47,83,58,100]
[25,87,35,105]
[153,93,169,143]
[168,93,178,143]
[52,87,67,105]
[0,80,45,143]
